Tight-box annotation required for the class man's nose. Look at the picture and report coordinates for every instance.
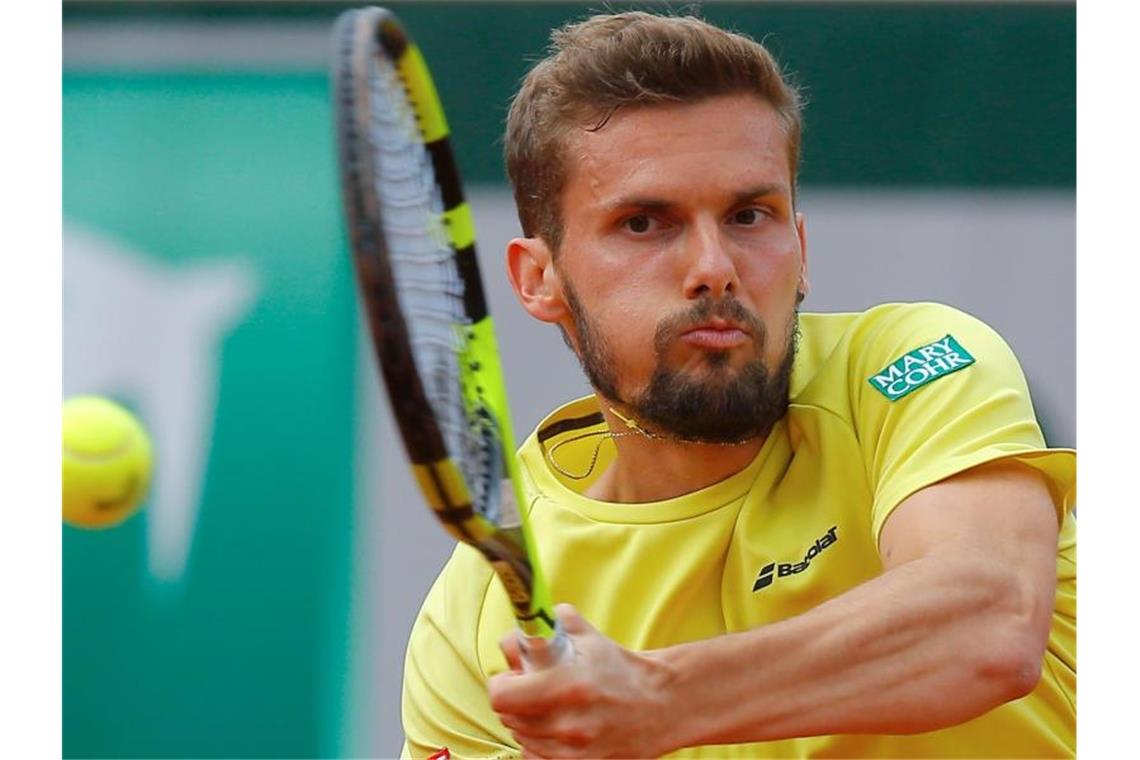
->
[681,222,740,300]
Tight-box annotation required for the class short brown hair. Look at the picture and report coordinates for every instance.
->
[504,11,804,252]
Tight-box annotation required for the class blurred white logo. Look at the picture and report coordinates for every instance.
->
[64,222,258,584]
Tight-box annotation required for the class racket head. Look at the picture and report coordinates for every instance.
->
[332,6,557,638]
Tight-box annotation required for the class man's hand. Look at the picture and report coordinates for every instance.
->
[489,604,678,759]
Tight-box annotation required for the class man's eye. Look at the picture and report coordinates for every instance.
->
[732,208,763,225]
[624,215,653,234]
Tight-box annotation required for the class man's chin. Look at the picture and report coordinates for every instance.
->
[673,355,757,382]
[628,352,792,441]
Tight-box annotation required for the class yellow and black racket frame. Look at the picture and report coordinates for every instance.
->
[332,6,558,639]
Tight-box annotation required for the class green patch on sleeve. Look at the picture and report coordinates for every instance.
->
[867,334,976,401]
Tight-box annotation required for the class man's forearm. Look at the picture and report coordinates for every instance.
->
[655,553,1050,751]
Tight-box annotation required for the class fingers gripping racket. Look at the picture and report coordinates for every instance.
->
[332,6,571,669]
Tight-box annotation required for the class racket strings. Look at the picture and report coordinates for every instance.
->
[367,52,494,512]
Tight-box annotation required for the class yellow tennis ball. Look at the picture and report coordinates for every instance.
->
[62,396,154,529]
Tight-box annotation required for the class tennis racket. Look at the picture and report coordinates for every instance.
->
[332,6,571,669]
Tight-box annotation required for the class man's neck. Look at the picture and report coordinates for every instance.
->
[582,401,766,503]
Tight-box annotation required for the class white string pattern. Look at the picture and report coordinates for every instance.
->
[367,53,496,515]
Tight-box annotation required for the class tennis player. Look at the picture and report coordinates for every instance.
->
[401,11,1075,759]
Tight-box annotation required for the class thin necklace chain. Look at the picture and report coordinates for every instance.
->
[545,406,757,481]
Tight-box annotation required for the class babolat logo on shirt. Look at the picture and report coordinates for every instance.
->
[753,525,839,592]
[867,334,976,402]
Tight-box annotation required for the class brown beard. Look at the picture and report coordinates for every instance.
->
[562,283,799,443]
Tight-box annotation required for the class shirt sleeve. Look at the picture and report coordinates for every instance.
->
[848,302,1076,543]
[402,545,520,759]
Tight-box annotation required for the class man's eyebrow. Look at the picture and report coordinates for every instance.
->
[732,183,790,204]
[603,184,790,213]
[602,196,675,213]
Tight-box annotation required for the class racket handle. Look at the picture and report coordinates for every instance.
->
[518,623,574,671]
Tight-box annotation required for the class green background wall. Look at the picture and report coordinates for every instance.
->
[63,72,356,758]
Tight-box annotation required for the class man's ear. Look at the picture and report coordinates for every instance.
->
[506,237,569,324]
[795,211,810,299]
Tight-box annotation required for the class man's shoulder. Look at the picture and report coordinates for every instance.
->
[798,301,987,354]
[793,301,999,403]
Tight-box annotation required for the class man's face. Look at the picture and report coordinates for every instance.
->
[552,94,807,441]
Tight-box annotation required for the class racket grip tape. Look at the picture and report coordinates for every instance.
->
[518,622,574,671]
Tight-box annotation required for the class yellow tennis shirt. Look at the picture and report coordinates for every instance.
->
[401,302,1077,759]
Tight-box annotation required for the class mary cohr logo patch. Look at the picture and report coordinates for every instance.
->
[868,335,975,401]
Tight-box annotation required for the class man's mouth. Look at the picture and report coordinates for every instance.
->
[680,319,751,350]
